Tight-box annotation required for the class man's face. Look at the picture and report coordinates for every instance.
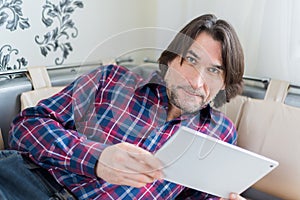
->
[165,32,225,114]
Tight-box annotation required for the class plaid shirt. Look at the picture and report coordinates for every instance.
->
[9,65,237,200]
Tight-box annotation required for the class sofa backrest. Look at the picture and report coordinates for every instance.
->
[235,80,300,199]
[20,66,65,110]
[0,64,98,148]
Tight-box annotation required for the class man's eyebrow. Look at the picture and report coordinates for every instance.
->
[187,50,200,59]
[187,49,225,70]
[213,64,225,71]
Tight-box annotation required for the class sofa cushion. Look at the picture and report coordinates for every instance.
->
[236,88,300,199]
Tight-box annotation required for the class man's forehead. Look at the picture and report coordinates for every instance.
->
[188,35,223,66]
[187,44,216,64]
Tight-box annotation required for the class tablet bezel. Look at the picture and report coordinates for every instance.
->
[154,126,279,198]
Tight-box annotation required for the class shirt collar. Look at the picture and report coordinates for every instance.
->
[137,70,166,87]
[133,70,222,124]
[134,70,169,108]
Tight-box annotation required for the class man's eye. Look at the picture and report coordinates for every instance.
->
[185,56,197,64]
[208,67,221,74]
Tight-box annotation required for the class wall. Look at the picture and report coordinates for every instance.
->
[0,0,159,70]
[155,0,300,86]
[1,0,300,85]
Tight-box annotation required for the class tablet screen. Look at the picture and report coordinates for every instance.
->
[154,126,279,198]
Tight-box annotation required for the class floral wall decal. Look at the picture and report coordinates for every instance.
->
[35,0,84,65]
[0,44,28,71]
[0,0,30,31]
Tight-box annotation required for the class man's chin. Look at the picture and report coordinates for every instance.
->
[179,103,206,114]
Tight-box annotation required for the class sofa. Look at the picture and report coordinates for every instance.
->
[1,62,300,200]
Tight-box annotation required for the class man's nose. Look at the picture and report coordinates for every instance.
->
[189,71,206,90]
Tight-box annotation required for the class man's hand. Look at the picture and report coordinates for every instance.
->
[96,142,163,188]
[220,193,247,200]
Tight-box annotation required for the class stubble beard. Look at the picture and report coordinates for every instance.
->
[168,86,207,115]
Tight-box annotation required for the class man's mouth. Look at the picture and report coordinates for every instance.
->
[182,88,204,99]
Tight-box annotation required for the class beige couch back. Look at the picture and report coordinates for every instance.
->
[238,99,300,199]
[20,66,64,110]
[233,80,300,199]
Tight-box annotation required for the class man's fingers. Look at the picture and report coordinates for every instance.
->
[122,170,156,184]
[129,149,163,170]
[225,193,246,200]
[124,154,162,179]
[108,164,158,187]
[117,142,164,179]
[124,143,163,166]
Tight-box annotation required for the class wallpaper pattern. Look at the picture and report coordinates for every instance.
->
[35,0,83,65]
[0,0,83,72]
[0,0,29,71]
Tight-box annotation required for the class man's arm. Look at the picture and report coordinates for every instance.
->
[96,142,163,187]
[9,67,107,178]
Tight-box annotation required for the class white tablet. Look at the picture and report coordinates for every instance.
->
[154,126,279,198]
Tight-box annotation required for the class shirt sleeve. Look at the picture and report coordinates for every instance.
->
[9,66,109,178]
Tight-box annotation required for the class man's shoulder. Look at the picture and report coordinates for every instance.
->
[86,64,136,80]
[94,64,129,74]
[209,107,237,143]
[210,107,234,125]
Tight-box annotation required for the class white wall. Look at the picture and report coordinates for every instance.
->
[0,0,159,68]
[1,0,300,85]
[155,0,300,85]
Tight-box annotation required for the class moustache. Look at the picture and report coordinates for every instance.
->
[177,86,205,98]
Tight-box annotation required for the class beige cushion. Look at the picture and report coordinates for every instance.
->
[20,87,64,110]
[21,66,64,110]
[220,95,249,125]
[263,79,289,102]
[236,99,300,199]
[26,66,52,90]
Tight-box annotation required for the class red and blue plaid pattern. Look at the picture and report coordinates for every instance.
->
[9,65,237,199]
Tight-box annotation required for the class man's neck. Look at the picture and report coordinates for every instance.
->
[166,103,183,121]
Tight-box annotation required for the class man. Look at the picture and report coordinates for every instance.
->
[8,14,245,199]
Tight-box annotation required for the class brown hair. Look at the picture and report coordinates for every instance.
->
[158,14,244,104]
